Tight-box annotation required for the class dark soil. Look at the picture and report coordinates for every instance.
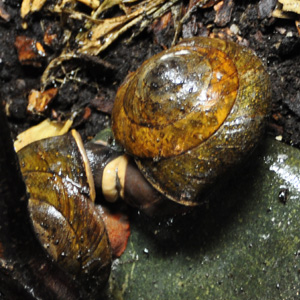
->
[1,0,300,147]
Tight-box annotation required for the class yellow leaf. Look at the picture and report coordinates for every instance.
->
[279,0,300,14]
[21,0,47,18]
[14,118,73,152]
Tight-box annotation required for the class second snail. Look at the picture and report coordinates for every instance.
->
[17,37,271,291]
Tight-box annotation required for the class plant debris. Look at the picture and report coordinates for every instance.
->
[273,0,300,32]
[214,0,234,27]
[14,117,74,151]
[276,0,300,14]
[14,36,46,67]
[27,88,58,114]
[19,0,222,89]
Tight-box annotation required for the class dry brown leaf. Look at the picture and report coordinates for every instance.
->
[77,0,176,55]
[14,36,46,67]
[152,11,172,32]
[27,88,58,114]
[296,20,300,34]
[214,0,234,27]
[20,0,222,87]
[40,0,181,87]
[43,26,58,46]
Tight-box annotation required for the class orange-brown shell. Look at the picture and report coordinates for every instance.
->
[18,131,112,289]
[112,37,271,205]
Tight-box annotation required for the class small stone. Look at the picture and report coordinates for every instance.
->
[230,24,241,35]
[258,0,277,19]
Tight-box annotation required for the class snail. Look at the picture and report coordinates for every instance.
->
[17,130,112,291]
[109,36,271,207]
[17,37,270,289]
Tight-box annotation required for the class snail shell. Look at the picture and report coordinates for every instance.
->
[112,37,271,205]
[17,130,112,288]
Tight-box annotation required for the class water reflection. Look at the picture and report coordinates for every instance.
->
[269,153,300,192]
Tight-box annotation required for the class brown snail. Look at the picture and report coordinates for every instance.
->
[110,36,271,207]
[17,37,270,289]
[17,130,112,291]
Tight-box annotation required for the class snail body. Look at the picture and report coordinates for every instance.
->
[16,37,271,287]
[112,37,271,205]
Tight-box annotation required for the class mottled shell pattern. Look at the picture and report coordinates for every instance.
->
[18,130,112,288]
[112,37,271,205]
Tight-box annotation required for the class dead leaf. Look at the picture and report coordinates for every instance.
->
[279,0,300,14]
[14,118,74,152]
[296,20,300,34]
[14,36,46,67]
[214,0,234,27]
[78,0,100,9]
[27,88,58,114]
[43,26,58,47]
[273,0,300,18]
[21,0,47,18]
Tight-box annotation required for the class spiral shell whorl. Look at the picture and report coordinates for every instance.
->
[18,132,112,286]
[113,39,241,159]
[112,37,270,205]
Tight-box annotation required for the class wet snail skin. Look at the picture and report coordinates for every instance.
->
[17,37,271,288]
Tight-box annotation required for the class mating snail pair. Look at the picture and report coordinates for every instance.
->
[17,37,271,289]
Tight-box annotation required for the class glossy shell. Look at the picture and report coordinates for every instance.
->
[112,37,271,205]
[17,130,112,288]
